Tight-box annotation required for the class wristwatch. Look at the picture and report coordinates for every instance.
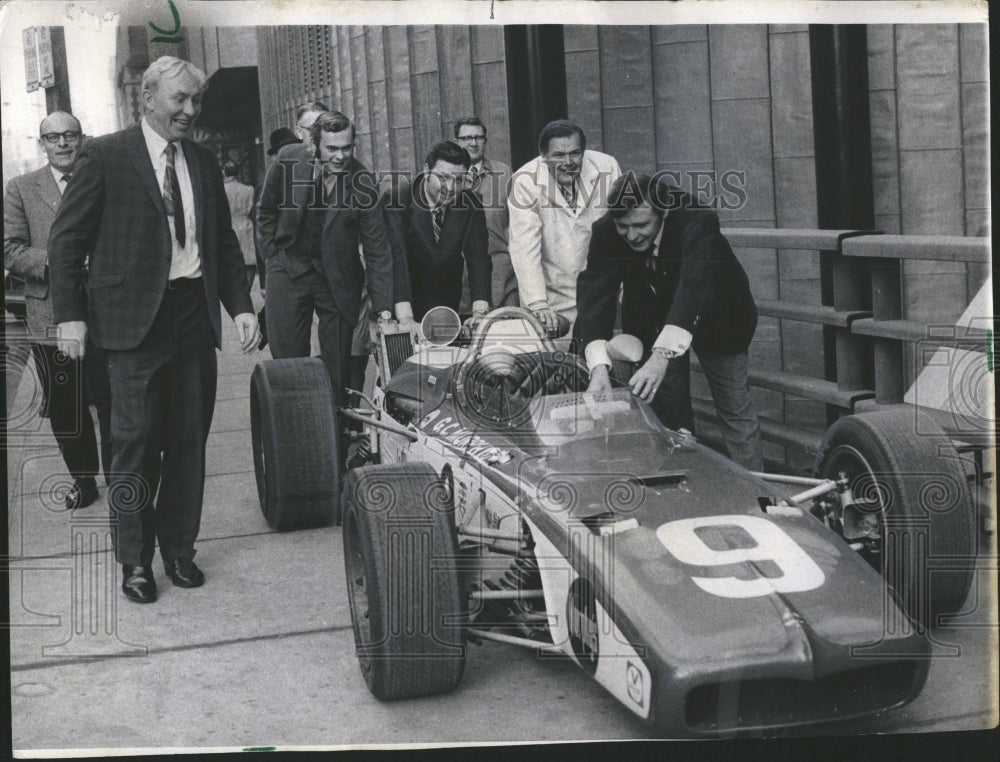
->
[652,346,677,360]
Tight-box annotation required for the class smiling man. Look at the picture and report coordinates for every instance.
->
[575,172,763,471]
[383,140,490,321]
[507,119,620,337]
[454,116,516,309]
[48,57,259,604]
[256,110,402,409]
[4,111,108,510]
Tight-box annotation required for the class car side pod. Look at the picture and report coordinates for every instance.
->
[341,462,466,699]
[812,409,977,625]
[250,358,341,530]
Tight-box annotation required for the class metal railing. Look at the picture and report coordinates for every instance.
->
[692,229,993,459]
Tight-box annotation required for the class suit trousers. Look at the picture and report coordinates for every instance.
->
[106,277,217,567]
[264,264,352,407]
[32,343,101,482]
[651,347,764,471]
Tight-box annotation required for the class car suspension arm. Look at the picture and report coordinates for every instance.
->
[338,407,419,442]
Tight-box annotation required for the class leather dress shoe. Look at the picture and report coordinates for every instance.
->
[164,558,205,588]
[65,477,99,510]
[122,565,157,603]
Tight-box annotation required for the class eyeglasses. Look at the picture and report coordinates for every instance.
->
[41,131,81,144]
[456,135,486,143]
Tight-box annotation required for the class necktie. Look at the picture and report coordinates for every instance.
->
[163,142,186,247]
[62,173,72,183]
[432,206,444,243]
[469,166,484,194]
[559,181,578,210]
[645,246,659,294]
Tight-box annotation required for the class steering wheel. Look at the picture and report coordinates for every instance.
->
[466,306,558,354]
[509,351,590,397]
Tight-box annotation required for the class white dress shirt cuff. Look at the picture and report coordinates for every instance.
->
[394,302,414,321]
[471,300,489,315]
[584,339,612,372]
[653,325,693,357]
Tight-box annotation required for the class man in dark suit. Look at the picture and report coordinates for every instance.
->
[4,110,109,509]
[575,172,763,470]
[384,141,491,321]
[48,57,260,604]
[256,110,403,405]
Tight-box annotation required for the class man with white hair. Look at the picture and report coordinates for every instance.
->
[49,56,260,604]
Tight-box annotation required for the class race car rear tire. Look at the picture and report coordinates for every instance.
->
[250,358,341,531]
[341,463,466,700]
[813,410,975,623]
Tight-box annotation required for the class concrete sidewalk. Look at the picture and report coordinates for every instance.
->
[6,290,648,752]
[7,286,997,752]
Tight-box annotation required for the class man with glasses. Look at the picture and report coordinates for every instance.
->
[383,140,490,321]
[508,119,620,337]
[454,117,517,309]
[4,111,109,510]
[256,110,403,407]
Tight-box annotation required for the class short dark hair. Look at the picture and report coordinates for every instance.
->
[538,119,586,155]
[310,111,355,147]
[607,172,672,219]
[425,141,471,170]
[296,101,329,122]
[222,160,239,178]
[454,117,487,139]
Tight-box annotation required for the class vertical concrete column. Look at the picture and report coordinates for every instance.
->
[809,26,878,416]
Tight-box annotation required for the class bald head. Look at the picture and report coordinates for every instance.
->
[38,111,83,173]
[40,111,81,136]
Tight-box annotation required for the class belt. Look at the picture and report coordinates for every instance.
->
[167,276,203,290]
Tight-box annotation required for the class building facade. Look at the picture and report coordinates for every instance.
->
[256,23,990,463]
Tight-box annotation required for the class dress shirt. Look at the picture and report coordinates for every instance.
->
[140,117,201,280]
[50,165,71,195]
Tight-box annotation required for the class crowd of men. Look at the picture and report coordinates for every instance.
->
[4,55,763,607]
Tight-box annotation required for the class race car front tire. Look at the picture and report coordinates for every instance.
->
[341,463,466,699]
[250,358,341,531]
[814,409,976,624]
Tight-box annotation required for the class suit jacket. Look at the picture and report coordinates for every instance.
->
[4,165,64,340]
[255,143,393,325]
[383,174,490,319]
[48,125,253,350]
[475,157,513,260]
[575,191,757,356]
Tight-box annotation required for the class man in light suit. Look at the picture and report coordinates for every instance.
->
[48,57,260,604]
[256,110,405,407]
[508,119,621,336]
[4,111,109,509]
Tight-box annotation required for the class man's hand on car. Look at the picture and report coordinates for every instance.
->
[629,350,669,403]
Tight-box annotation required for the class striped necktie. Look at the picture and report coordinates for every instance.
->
[163,142,186,247]
[432,205,445,243]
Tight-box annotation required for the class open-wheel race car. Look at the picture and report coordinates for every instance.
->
[249,306,977,737]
